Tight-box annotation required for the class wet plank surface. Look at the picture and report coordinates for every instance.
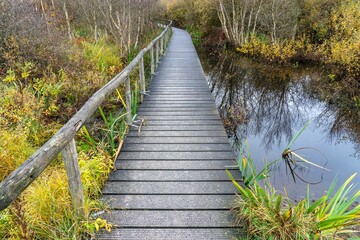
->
[97,28,241,240]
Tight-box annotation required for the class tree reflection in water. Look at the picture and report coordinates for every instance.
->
[202,50,360,198]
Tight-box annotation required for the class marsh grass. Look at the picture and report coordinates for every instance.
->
[228,170,315,240]
[229,123,360,239]
[98,107,128,156]
[12,149,115,239]
[282,120,329,184]
[306,174,360,238]
[238,142,277,187]
[228,169,360,239]
[82,37,122,74]
[0,128,35,182]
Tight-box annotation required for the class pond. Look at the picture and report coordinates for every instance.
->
[199,49,360,200]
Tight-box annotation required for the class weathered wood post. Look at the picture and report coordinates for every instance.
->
[139,56,145,103]
[165,31,169,49]
[167,27,172,45]
[150,45,155,75]
[160,36,164,55]
[125,77,132,124]
[62,138,85,217]
[156,41,159,67]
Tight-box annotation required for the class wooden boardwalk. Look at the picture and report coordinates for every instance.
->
[97,28,241,240]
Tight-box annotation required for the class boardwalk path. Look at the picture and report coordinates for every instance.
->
[97,28,241,239]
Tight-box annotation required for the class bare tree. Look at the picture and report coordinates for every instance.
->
[217,0,264,45]
[259,0,300,44]
[216,0,299,46]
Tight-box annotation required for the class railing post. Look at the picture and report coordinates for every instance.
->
[165,31,169,49]
[156,41,159,67]
[62,138,85,217]
[160,36,164,55]
[139,56,145,103]
[167,27,172,45]
[150,45,155,75]
[125,77,132,124]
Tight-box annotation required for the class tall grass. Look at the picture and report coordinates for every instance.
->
[97,107,128,157]
[229,168,360,239]
[82,37,122,74]
[237,142,277,187]
[228,170,315,239]
[229,124,360,239]
[0,128,35,182]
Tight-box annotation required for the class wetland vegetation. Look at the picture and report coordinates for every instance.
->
[1,0,359,239]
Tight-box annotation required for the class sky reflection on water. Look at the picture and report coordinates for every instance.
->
[202,51,360,199]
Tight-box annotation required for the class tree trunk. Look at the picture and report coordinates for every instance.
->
[63,1,72,40]
[252,0,263,38]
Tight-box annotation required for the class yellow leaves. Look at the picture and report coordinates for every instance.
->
[236,37,307,64]
[242,156,247,169]
[94,218,112,232]
[2,62,34,83]
[21,71,29,79]
[0,86,38,126]
[3,69,16,83]
[283,208,292,222]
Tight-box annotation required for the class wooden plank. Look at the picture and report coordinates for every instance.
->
[101,210,234,228]
[139,107,216,111]
[142,101,215,105]
[142,115,220,120]
[138,107,218,111]
[149,86,210,89]
[136,125,225,131]
[125,136,229,144]
[115,160,237,170]
[102,181,237,194]
[101,195,236,210]
[149,92,211,95]
[151,85,208,88]
[96,228,242,240]
[107,170,241,181]
[149,88,210,92]
[137,111,219,115]
[121,143,233,152]
[134,123,226,130]
[117,151,235,160]
[142,120,224,125]
[127,130,227,137]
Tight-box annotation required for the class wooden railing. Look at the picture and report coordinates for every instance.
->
[0,22,172,214]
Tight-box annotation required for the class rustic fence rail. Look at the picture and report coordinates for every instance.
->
[0,22,172,213]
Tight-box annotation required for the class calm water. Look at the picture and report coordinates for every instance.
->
[200,50,360,199]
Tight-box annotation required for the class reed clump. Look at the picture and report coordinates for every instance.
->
[229,129,360,239]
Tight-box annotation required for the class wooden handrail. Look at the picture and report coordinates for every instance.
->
[0,21,172,212]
